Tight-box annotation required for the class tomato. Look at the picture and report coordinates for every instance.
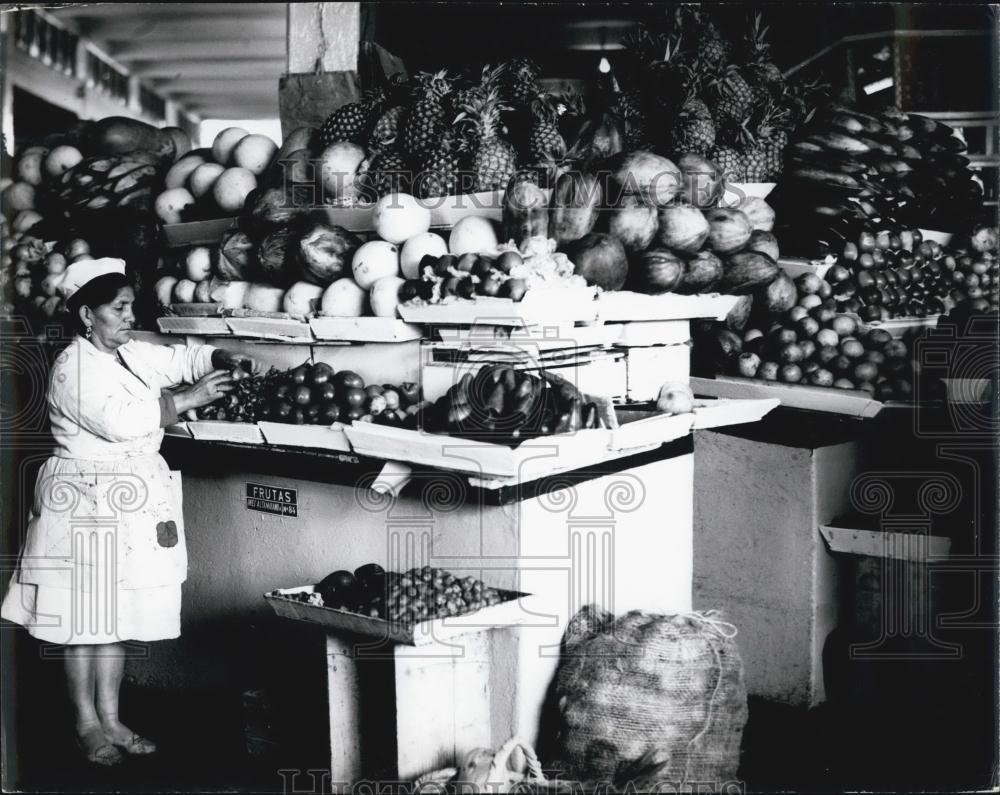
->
[365,384,384,399]
[290,407,307,425]
[290,364,310,385]
[274,383,292,400]
[397,382,420,406]
[342,386,366,409]
[305,404,321,423]
[318,403,341,425]
[270,399,292,420]
[316,382,336,403]
[333,370,364,391]
[293,385,312,406]
[345,406,365,422]
[310,362,334,385]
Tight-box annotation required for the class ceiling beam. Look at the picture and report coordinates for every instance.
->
[108,39,286,61]
[51,3,286,18]
[157,78,278,95]
[130,59,286,79]
[78,16,284,43]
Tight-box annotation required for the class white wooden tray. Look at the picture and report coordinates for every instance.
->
[226,317,314,341]
[257,421,352,452]
[309,316,422,342]
[344,422,613,479]
[157,316,231,335]
[187,420,265,444]
[820,525,951,562]
[608,398,779,451]
[690,375,886,417]
[265,585,539,645]
[162,216,239,247]
[399,286,598,326]
[595,291,739,323]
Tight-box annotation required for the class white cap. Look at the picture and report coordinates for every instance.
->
[58,257,127,300]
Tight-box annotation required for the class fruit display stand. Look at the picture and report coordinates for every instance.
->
[157,431,701,778]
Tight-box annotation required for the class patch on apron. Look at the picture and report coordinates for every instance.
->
[156,520,178,548]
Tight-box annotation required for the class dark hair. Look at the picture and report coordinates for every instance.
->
[67,273,132,335]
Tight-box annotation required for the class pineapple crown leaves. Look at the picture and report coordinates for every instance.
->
[559,89,587,118]
[454,88,513,142]
[410,69,452,102]
[530,92,562,124]
[744,12,773,61]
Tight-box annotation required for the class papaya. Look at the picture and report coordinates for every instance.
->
[719,251,780,295]
[608,204,657,253]
[676,250,724,294]
[736,196,776,232]
[638,249,684,294]
[566,233,628,291]
[725,294,754,331]
[607,150,681,207]
[704,208,753,254]
[503,180,549,246]
[760,272,797,314]
[677,153,723,207]
[657,206,710,253]
[82,117,175,164]
[745,229,780,262]
[550,171,602,247]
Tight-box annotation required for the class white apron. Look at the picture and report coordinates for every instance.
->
[1,336,216,644]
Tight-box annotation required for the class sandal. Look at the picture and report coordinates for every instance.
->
[116,733,157,755]
[76,736,125,767]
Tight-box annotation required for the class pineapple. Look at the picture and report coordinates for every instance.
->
[709,123,747,183]
[501,58,540,108]
[753,100,792,181]
[369,105,406,150]
[528,93,566,162]
[364,149,411,198]
[665,72,715,156]
[744,13,784,105]
[416,135,461,199]
[401,70,451,160]
[686,8,731,72]
[710,65,754,128]
[319,88,385,147]
[458,88,518,192]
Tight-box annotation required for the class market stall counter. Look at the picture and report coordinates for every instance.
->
[155,431,697,780]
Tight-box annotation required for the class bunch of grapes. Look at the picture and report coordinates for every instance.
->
[385,567,504,625]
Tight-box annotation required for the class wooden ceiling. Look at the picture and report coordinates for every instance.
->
[49,3,287,120]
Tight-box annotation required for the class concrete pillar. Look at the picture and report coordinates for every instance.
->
[279,2,367,136]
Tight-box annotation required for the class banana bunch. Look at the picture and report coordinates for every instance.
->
[776,103,981,242]
[424,364,603,446]
[45,151,161,215]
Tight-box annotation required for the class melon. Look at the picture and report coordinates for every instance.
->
[352,240,400,289]
[321,277,368,317]
[448,216,499,256]
[245,283,285,313]
[283,281,324,318]
[369,275,406,317]
[400,232,448,278]
[373,193,431,244]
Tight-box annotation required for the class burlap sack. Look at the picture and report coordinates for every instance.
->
[552,605,747,787]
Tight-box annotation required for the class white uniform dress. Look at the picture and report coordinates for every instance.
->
[1,336,216,645]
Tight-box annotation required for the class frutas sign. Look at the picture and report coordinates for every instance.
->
[245,483,298,517]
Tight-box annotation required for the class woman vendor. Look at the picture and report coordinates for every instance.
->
[1,258,259,767]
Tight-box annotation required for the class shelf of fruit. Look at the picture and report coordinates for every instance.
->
[771,103,985,246]
[687,247,998,416]
[266,564,538,646]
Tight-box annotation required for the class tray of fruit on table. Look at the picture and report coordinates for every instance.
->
[266,564,538,646]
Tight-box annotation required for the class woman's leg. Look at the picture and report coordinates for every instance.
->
[95,643,156,753]
[64,645,123,765]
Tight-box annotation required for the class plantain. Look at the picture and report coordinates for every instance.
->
[790,167,861,191]
[807,132,870,155]
[583,402,598,429]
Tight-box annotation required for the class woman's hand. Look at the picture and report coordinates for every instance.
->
[173,370,235,413]
[212,349,263,375]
